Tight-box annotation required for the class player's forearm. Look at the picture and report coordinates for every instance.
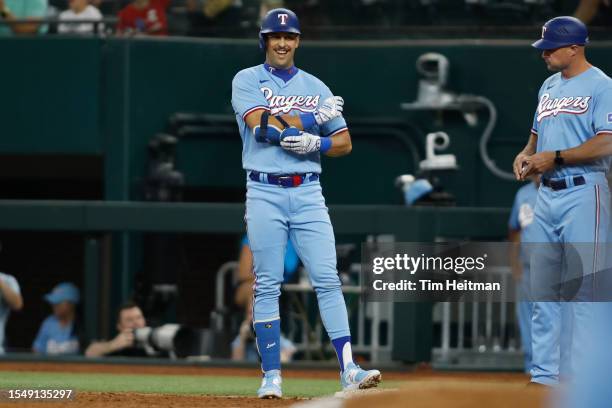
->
[324,131,352,157]
[246,111,306,132]
[561,132,612,164]
[521,133,538,155]
[0,281,22,311]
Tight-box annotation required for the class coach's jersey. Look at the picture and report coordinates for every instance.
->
[531,66,612,179]
[231,64,347,174]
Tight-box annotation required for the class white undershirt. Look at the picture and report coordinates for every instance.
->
[58,5,103,34]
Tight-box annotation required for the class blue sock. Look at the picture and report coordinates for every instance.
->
[332,336,353,372]
[254,319,281,372]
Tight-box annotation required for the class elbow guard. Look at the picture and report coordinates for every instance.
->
[254,111,289,145]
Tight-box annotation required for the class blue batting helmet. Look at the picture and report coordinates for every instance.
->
[532,16,589,50]
[259,8,301,50]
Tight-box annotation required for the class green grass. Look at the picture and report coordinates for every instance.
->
[0,371,400,398]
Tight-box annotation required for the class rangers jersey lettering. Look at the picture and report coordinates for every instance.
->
[261,87,320,114]
[536,93,591,122]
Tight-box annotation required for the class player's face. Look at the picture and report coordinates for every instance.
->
[541,46,577,72]
[265,33,300,69]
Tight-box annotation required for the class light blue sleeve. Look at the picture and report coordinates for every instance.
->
[593,85,612,135]
[318,83,348,137]
[531,110,539,135]
[508,189,522,231]
[531,84,543,135]
[32,318,51,353]
[231,70,270,121]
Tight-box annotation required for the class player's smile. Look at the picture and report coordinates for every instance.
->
[274,47,289,57]
[265,33,299,69]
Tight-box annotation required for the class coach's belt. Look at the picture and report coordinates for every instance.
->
[542,175,585,191]
[249,171,319,188]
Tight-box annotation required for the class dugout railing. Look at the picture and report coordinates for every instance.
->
[0,200,509,364]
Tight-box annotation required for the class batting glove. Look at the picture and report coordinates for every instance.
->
[280,131,321,155]
[313,96,344,125]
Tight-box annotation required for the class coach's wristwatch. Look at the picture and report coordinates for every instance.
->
[554,150,565,166]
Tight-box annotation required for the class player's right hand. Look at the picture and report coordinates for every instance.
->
[313,96,344,125]
[513,152,530,181]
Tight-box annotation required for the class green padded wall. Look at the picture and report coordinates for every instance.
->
[1,37,611,206]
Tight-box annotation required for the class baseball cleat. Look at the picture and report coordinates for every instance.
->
[257,369,282,399]
[340,362,382,391]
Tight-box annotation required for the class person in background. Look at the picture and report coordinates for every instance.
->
[85,301,152,357]
[32,282,81,355]
[0,272,23,354]
[574,0,611,25]
[117,0,169,36]
[0,0,48,36]
[185,0,242,37]
[58,0,103,34]
[508,175,541,374]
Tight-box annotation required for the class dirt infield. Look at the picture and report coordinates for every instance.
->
[0,361,541,408]
[0,392,303,408]
[346,382,549,408]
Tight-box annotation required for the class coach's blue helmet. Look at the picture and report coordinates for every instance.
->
[259,8,301,50]
[532,16,589,50]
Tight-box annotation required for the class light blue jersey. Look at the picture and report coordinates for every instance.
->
[509,182,539,248]
[32,316,79,355]
[231,64,347,174]
[508,182,538,373]
[531,67,612,178]
[0,273,20,354]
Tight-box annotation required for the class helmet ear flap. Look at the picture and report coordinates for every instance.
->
[259,33,268,51]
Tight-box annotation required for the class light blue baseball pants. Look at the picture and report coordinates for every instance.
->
[245,178,351,340]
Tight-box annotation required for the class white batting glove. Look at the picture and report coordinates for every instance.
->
[313,96,344,125]
[280,132,321,155]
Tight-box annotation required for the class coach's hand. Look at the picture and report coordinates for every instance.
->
[313,96,344,125]
[281,132,321,155]
[521,151,555,179]
[513,151,531,180]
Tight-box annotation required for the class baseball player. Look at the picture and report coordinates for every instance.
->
[514,16,612,386]
[231,8,381,399]
[508,175,540,373]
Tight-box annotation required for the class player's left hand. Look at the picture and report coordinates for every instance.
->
[280,132,321,155]
[313,96,344,125]
[521,151,555,179]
